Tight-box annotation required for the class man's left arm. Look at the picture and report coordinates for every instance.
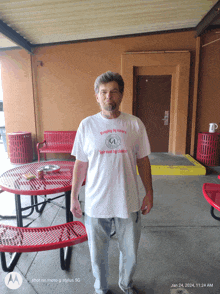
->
[137,156,153,214]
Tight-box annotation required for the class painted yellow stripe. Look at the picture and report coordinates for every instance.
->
[136,154,206,176]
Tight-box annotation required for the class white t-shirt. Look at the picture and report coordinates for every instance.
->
[71,112,151,218]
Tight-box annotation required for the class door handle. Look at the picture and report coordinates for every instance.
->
[162,111,169,125]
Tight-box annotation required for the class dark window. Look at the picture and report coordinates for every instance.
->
[0,102,3,111]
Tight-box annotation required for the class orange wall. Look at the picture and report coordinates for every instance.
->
[197,30,220,134]
[32,31,197,147]
[0,50,36,157]
[2,30,218,159]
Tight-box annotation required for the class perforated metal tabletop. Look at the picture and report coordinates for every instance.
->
[0,161,75,195]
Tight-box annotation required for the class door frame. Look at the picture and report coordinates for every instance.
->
[121,51,191,155]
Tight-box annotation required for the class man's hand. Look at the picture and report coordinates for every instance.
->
[141,190,153,215]
[70,199,82,218]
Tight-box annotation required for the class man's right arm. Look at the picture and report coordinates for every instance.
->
[70,159,88,218]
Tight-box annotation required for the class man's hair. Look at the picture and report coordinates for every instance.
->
[94,71,124,94]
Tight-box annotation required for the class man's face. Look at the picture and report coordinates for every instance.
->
[96,81,123,112]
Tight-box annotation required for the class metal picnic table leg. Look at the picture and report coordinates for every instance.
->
[0,194,35,220]
[1,250,21,272]
[60,190,73,270]
[34,195,48,214]
[210,206,220,221]
[1,194,23,272]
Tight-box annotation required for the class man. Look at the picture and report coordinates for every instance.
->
[71,71,153,294]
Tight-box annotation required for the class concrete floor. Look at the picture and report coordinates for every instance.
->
[0,144,220,294]
[148,153,195,166]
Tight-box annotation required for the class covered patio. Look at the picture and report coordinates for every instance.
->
[0,1,220,293]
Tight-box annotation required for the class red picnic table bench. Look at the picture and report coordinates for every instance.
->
[0,221,87,272]
[203,176,220,221]
[36,131,77,162]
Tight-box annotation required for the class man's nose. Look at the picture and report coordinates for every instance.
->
[106,92,112,99]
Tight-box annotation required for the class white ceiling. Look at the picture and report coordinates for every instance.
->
[0,0,219,50]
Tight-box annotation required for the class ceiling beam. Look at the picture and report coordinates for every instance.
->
[195,0,220,37]
[0,20,33,54]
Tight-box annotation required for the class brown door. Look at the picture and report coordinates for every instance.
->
[135,75,172,152]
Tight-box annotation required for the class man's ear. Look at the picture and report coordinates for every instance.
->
[95,94,99,103]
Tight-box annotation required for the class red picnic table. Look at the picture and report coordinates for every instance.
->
[0,160,86,272]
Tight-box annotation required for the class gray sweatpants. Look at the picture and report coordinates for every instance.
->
[85,211,141,294]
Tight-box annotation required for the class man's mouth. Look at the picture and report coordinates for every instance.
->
[104,102,116,111]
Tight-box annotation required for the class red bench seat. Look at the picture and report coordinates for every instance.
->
[0,221,87,253]
[0,221,87,271]
[36,131,76,162]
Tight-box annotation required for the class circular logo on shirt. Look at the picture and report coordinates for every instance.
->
[105,134,121,149]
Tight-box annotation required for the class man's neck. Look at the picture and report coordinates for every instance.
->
[101,110,121,119]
